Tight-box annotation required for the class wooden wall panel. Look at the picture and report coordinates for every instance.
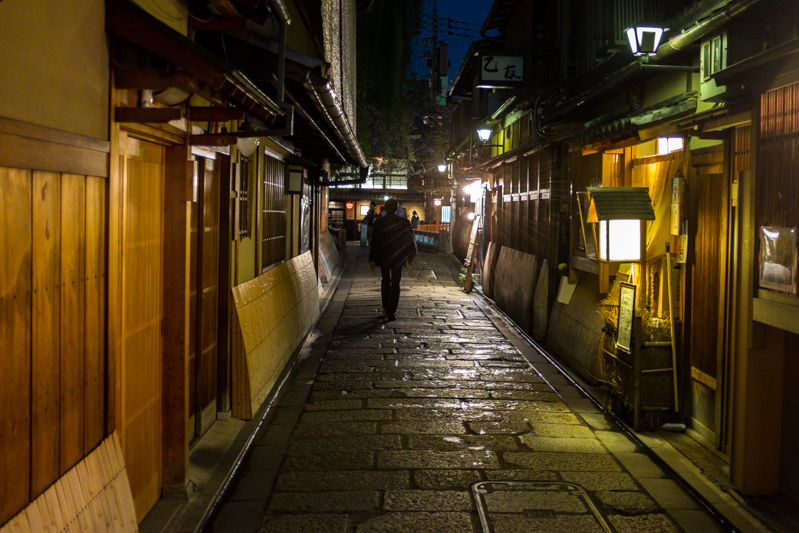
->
[60,174,87,474]
[84,176,107,452]
[31,170,62,497]
[0,167,32,525]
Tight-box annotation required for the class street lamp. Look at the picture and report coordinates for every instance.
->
[476,128,492,142]
[437,163,447,173]
[625,25,666,56]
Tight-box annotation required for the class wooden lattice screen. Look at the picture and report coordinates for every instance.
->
[262,154,287,269]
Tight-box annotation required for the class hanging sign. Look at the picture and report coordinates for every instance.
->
[477,52,525,89]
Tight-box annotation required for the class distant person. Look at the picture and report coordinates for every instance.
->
[369,198,416,321]
[411,210,420,229]
[363,201,377,245]
[397,201,407,219]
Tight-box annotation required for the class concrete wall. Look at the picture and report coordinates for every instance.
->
[0,0,109,140]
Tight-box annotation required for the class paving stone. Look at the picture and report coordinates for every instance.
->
[377,450,501,469]
[607,512,680,532]
[468,419,531,435]
[300,409,393,423]
[532,422,594,438]
[383,490,473,511]
[413,469,483,490]
[354,511,474,532]
[503,452,621,472]
[257,513,350,533]
[380,420,468,434]
[560,472,639,491]
[483,490,586,513]
[268,490,379,512]
[484,470,559,482]
[408,434,520,452]
[519,435,606,454]
[281,451,375,471]
[304,399,365,411]
[275,470,411,491]
[291,421,378,438]
[488,514,605,532]
[289,435,402,454]
[593,490,660,514]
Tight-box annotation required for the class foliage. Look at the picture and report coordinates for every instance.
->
[458,267,478,288]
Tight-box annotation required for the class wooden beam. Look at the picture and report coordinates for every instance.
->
[115,107,182,123]
[208,0,239,18]
[114,69,192,91]
[188,106,244,122]
[190,16,247,32]
[190,134,237,147]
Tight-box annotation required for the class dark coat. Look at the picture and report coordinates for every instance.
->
[369,213,417,268]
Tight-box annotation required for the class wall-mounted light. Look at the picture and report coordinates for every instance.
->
[345,201,354,210]
[237,137,259,158]
[625,25,666,56]
[477,128,493,142]
[438,163,447,172]
[434,198,442,206]
[586,187,655,262]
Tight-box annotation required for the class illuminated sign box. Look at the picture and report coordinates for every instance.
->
[477,52,524,89]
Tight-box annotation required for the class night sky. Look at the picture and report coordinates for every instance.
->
[415,0,495,87]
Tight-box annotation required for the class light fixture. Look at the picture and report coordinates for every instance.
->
[477,128,492,142]
[437,163,447,172]
[237,136,259,158]
[434,198,442,206]
[625,25,666,56]
[586,187,655,262]
[384,195,389,201]
[467,212,476,221]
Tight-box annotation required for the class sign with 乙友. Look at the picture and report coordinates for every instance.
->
[478,52,524,88]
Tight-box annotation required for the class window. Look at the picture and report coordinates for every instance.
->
[441,205,451,223]
[238,156,251,239]
[702,36,723,80]
[262,154,287,269]
[657,137,684,155]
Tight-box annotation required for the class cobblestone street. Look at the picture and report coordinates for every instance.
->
[209,246,730,533]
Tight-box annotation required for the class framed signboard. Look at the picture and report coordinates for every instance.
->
[616,283,636,353]
[759,226,797,293]
[477,52,524,89]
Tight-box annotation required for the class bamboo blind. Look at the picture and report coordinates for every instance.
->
[262,155,287,269]
[0,432,137,532]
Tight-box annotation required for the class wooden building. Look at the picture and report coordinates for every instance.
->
[448,0,799,503]
[0,0,365,527]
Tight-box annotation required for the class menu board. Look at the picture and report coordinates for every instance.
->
[616,283,636,353]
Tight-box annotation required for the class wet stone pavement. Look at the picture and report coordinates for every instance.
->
[209,246,730,533]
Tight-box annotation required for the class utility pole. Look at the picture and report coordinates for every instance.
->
[430,0,438,112]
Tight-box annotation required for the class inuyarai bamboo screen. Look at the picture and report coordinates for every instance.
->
[262,154,287,269]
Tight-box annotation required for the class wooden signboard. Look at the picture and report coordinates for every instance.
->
[463,215,481,293]
[616,282,636,353]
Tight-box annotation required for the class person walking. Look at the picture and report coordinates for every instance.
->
[369,198,416,321]
[410,210,420,229]
[363,201,377,245]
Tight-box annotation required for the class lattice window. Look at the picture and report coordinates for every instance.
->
[262,154,287,269]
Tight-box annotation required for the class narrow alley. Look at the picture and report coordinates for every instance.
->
[202,246,730,533]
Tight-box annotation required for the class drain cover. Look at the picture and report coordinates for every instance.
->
[472,481,614,533]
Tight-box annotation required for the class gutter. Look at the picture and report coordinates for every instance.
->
[303,70,368,168]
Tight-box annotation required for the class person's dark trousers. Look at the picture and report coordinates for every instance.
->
[380,264,403,316]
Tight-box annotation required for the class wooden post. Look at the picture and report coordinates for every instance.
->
[632,315,643,431]
[665,242,679,413]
